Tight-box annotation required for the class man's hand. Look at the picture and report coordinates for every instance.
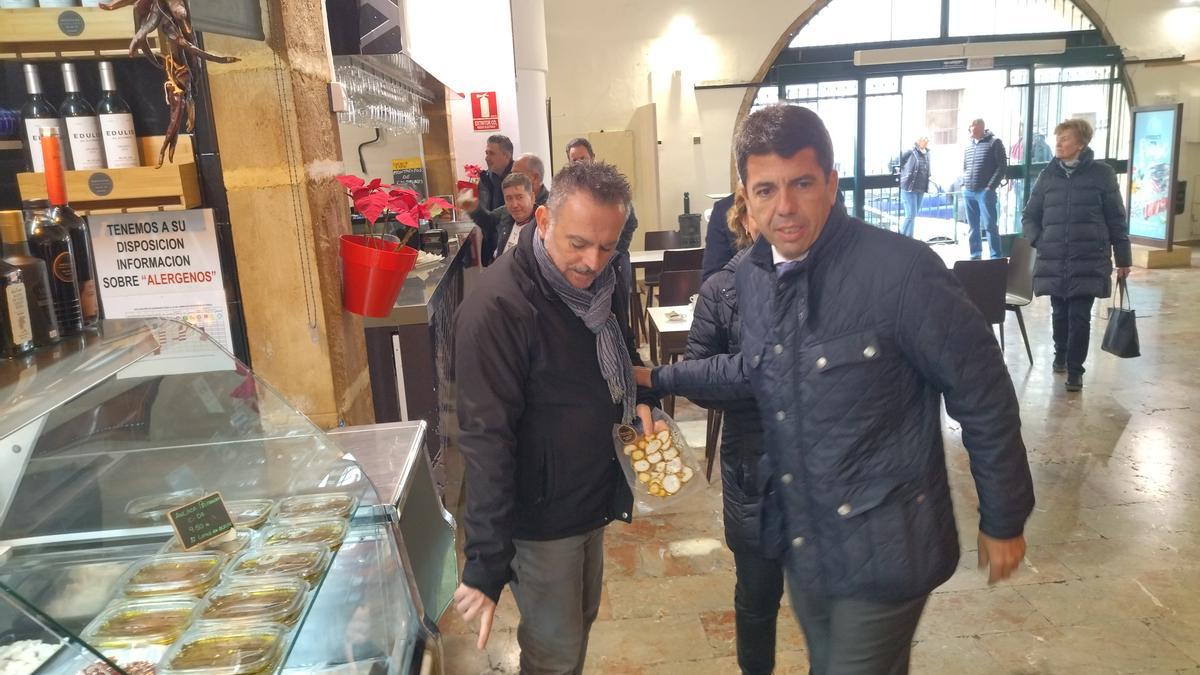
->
[633,366,652,389]
[453,583,497,649]
[1117,266,1131,280]
[456,190,479,214]
[977,532,1026,584]
[636,403,654,439]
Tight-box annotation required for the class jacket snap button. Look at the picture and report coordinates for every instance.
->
[863,345,877,358]
[916,494,925,504]
[622,512,629,518]
[792,537,805,548]
[774,344,783,354]
[816,356,828,369]
[837,503,852,516]
[775,410,786,421]
[752,355,761,367]
[781,473,793,485]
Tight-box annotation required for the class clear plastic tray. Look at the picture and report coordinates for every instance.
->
[226,544,329,583]
[83,597,198,648]
[125,489,207,526]
[269,493,357,523]
[160,622,286,675]
[120,553,224,598]
[196,576,309,626]
[160,528,254,557]
[261,517,348,551]
[223,500,274,530]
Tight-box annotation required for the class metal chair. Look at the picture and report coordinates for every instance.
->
[952,258,1009,348]
[1005,238,1037,364]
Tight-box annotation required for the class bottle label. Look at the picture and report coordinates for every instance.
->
[24,119,65,173]
[65,116,105,170]
[80,278,98,320]
[52,251,75,283]
[6,282,34,346]
[99,113,140,168]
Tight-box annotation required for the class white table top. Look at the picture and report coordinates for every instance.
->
[647,305,693,333]
[629,247,703,266]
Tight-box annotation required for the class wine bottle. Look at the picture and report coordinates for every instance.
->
[61,63,106,171]
[0,260,36,357]
[20,65,66,174]
[25,165,82,339]
[0,210,60,347]
[97,62,140,169]
[43,129,100,328]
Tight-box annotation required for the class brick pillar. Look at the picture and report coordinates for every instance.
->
[201,0,373,428]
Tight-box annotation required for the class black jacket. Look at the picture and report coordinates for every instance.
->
[1022,148,1132,299]
[702,194,737,280]
[655,204,1034,601]
[899,146,931,193]
[476,160,513,265]
[685,248,767,554]
[963,132,1008,191]
[454,223,654,602]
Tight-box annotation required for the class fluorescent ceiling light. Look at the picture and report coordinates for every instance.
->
[853,39,1067,66]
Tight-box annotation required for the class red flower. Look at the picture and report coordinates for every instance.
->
[464,164,482,180]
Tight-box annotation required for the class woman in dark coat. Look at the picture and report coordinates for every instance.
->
[898,136,931,238]
[1022,118,1132,392]
[678,190,780,675]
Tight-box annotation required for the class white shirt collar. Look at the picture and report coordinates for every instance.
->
[771,246,809,266]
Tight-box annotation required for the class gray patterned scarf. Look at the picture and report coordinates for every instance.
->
[532,230,636,423]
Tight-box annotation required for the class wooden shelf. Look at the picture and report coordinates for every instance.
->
[0,6,154,60]
[17,135,200,214]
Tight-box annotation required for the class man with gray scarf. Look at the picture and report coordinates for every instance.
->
[452,160,658,674]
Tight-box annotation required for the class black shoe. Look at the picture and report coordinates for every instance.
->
[1053,355,1067,373]
[1065,373,1083,392]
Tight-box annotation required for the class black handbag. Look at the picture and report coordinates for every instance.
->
[1101,277,1140,358]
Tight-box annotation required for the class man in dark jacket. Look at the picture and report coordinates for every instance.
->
[566,137,638,285]
[639,105,1035,675]
[897,137,931,239]
[963,119,1008,259]
[701,193,737,279]
[1022,118,1131,391]
[457,134,514,265]
[470,172,538,261]
[453,160,657,673]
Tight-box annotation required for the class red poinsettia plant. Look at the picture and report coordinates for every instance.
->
[456,163,483,197]
[337,175,453,250]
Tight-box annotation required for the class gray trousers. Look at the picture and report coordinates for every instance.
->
[509,527,605,675]
[789,584,929,675]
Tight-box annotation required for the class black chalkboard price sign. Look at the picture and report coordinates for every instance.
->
[167,492,235,551]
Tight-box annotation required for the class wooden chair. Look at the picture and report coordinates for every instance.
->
[633,231,685,341]
[653,269,701,416]
[1005,238,1036,364]
[952,258,1009,349]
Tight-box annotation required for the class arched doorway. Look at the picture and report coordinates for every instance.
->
[741,0,1131,242]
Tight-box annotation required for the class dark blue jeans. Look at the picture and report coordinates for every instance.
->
[733,548,785,675]
[963,188,1001,259]
[900,191,924,238]
[1051,295,1095,375]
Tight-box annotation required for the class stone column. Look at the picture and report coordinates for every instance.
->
[201,0,373,428]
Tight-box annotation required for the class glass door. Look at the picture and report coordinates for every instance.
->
[781,80,859,206]
[862,77,903,231]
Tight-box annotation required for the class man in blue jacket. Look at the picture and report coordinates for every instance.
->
[638,105,1034,675]
[962,119,1008,259]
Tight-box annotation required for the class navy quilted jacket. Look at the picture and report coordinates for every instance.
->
[654,204,1034,601]
[682,248,767,554]
[1022,147,1131,299]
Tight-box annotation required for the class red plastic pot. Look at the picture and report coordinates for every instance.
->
[339,234,418,317]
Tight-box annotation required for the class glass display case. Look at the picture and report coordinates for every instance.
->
[0,319,444,674]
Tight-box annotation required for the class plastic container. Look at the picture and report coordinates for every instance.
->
[120,553,224,598]
[223,500,274,530]
[261,517,348,550]
[161,528,254,557]
[339,235,418,318]
[270,493,357,523]
[227,544,329,583]
[196,577,308,626]
[83,598,198,649]
[125,489,207,526]
[161,623,286,675]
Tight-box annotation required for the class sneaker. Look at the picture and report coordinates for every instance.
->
[1053,355,1067,373]
[1065,373,1083,392]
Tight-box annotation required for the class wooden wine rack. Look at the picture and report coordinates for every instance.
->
[16,135,201,215]
[0,6,153,60]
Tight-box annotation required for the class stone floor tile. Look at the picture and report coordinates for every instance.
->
[1042,531,1200,578]
[909,635,1007,674]
[916,587,1050,639]
[605,571,738,619]
[977,620,1199,674]
[1145,612,1200,665]
[1015,577,1171,626]
[935,545,1078,593]
[583,615,715,670]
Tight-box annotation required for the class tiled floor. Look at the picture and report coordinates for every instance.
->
[439,251,1200,674]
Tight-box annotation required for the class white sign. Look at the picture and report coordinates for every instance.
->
[89,209,235,369]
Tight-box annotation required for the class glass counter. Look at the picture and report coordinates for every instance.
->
[0,319,443,674]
